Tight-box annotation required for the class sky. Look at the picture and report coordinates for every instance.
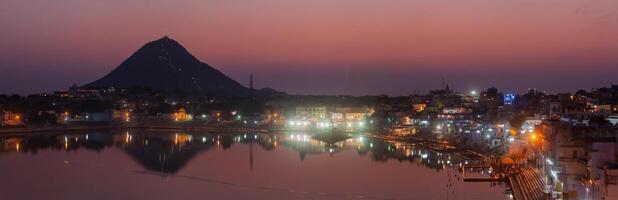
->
[1,0,617,96]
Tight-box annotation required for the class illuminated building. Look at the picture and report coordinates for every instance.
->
[1,111,23,126]
[174,107,192,122]
[331,106,374,122]
[295,105,328,121]
[540,120,618,199]
[412,103,426,112]
[503,93,515,105]
[113,110,132,122]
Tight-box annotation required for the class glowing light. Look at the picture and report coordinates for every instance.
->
[550,170,558,178]
[546,159,553,165]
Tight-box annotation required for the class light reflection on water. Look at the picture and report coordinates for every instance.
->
[0,130,507,200]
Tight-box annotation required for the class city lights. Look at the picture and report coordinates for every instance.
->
[3,15,618,198]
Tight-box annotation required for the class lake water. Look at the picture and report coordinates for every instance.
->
[0,130,508,200]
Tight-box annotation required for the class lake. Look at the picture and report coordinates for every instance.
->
[0,130,508,199]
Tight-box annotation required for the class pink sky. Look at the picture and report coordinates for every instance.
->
[1,0,617,95]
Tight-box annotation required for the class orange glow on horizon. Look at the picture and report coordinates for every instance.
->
[2,1,618,95]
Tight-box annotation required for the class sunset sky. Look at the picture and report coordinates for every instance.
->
[1,0,617,95]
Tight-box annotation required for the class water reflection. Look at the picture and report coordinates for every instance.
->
[0,130,490,175]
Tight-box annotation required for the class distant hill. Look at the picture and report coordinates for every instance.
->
[86,36,283,96]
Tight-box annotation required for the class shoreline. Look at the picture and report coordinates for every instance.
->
[0,125,271,135]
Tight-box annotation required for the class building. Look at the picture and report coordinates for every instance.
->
[295,105,328,121]
[2,111,23,126]
[174,107,192,122]
[331,106,374,122]
[412,103,427,112]
[54,83,100,98]
[504,93,516,105]
[540,120,618,199]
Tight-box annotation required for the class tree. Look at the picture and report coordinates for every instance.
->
[509,115,527,132]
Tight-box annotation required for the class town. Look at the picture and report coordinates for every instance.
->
[3,0,618,199]
[2,83,618,199]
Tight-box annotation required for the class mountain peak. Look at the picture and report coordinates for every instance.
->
[147,35,181,48]
[86,37,283,96]
[154,35,175,43]
[86,37,246,95]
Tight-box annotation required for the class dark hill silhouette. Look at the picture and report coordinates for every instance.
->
[123,139,213,174]
[86,36,282,96]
